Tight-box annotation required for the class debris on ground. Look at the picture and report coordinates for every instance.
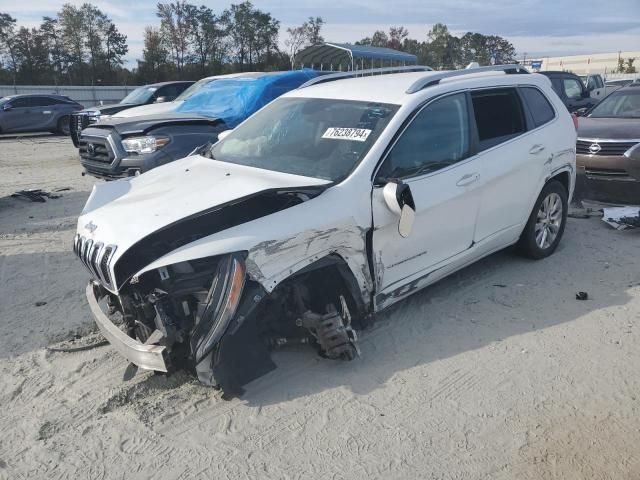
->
[576,292,589,301]
[10,189,63,202]
[602,207,640,230]
[46,331,108,353]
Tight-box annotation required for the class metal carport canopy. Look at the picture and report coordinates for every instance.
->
[296,42,418,70]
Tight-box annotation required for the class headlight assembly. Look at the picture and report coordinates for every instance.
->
[121,136,170,155]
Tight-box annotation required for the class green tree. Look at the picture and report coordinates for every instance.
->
[157,1,193,73]
[190,5,224,75]
[0,13,18,82]
[285,16,324,68]
[40,16,66,84]
[222,2,280,70]
[104,21,128,80]
[138,26,168,82]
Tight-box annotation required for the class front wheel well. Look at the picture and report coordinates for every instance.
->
[548,171,570,194]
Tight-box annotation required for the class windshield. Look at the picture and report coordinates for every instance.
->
[588,90,640,118]
[176,78,216,101]
[209,97,399,182]
[121,86,157,105]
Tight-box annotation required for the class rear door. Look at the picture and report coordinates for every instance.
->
[470,87,549,244]
[372,92,482,297]
[28,97,57,130]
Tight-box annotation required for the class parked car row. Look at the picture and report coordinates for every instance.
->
[73,64,581,394]
[75,70,319,179]
[69,81,194,146]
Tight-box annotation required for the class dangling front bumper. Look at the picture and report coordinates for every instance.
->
[86,282,169,372]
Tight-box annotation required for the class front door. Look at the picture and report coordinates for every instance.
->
[372,92,481,300]
[3,97,36,132]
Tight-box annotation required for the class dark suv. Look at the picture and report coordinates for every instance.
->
[0,94,83,135]
[539,71,599,113]
[70,81,193,145]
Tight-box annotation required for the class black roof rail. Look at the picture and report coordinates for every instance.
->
[405,64,529,94]
[298,65,434,89]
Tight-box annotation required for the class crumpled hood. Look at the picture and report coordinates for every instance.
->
[78,155,330,265]
[111,101,180,118]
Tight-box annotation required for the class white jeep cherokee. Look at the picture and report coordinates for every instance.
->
[75,65,576,394]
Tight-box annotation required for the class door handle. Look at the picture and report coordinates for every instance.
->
[529,144,545,155]
[456,173,480,187]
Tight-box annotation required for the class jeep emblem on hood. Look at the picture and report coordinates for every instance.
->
[84,221,98,233]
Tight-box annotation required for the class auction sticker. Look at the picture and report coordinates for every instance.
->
[322,127,372,142]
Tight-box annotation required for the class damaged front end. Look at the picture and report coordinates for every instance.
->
[88,251,363,394]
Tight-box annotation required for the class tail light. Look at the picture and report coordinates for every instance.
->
[571,113,579,131]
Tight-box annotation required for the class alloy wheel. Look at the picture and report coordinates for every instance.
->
[535,192,563,249]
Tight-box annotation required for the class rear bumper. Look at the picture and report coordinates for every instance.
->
[575,154,640,204]
[86,282,168,372]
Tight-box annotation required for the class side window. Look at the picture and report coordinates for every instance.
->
[520,87,555,128]
[595,76,604,89]
[10,98,30,108]
[471,88,525,151]
[157,85,179,100]
[30,97,55,107]
[378,92,470,179]
[563,79,583,99]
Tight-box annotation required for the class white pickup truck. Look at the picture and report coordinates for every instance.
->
[579,74,608,99]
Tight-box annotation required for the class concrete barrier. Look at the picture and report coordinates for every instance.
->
[0,85,140,107]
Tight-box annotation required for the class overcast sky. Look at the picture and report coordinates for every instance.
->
[1,0,639,66]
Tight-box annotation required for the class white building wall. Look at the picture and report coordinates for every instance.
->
[535,51,640,76]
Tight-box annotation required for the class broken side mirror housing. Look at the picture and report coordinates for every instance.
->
[217,129,233,142]
[382,181,416,238]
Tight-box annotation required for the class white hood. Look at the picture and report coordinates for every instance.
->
[111,101,181,118]
[78,155,329,263]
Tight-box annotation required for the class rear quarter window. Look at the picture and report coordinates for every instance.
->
[520,87,555,127]
[471,88,526,151]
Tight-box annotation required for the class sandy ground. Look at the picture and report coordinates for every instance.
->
[1,137,639,479]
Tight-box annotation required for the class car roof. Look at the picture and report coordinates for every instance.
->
[539,71,579,77]
[617,82,640,92]
[3,93,74,101]
[145,81,195,88]
[285,69,552,105]
[197,71,283,82]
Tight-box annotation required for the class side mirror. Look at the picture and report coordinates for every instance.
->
[154,96,167,103]
[581,89,590,99]
[2,103,12,111]
[217,129,233,142]
[382,181,416,238]
[575,107,588,117]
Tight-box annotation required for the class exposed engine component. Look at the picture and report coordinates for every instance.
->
[297,296,360,361]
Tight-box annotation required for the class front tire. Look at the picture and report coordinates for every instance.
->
[56,115,71,136]
[517,180,568,259]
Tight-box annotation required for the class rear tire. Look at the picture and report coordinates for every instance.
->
[57,115,71,136]
[517,180,568,259]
